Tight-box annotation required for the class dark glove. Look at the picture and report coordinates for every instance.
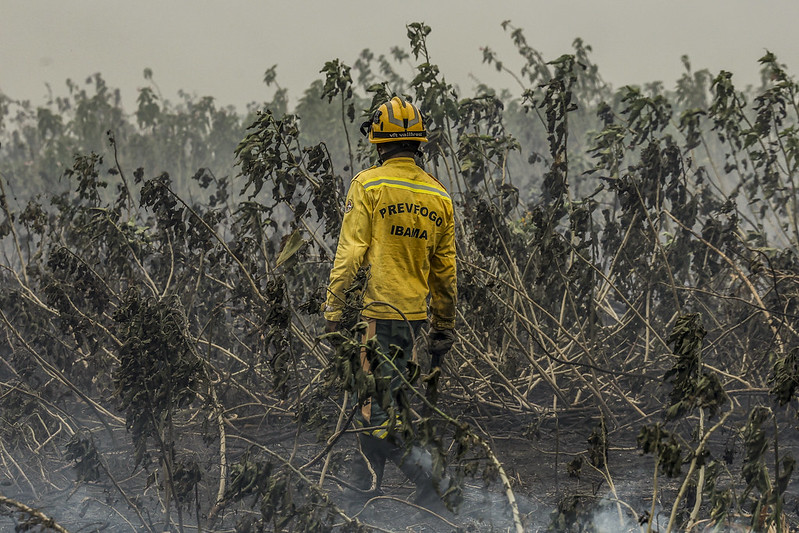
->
[428,327,456,369]
[322,320,343,349]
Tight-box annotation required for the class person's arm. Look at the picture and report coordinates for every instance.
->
[427,210,457,367]
[428,209,457,330]
[324,181,372,324]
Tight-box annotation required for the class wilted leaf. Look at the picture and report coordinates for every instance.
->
[275,229,306,268]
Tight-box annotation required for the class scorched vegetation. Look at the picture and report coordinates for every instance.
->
[2,21,799,533]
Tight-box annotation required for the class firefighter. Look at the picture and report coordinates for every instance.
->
[323,96,457,505]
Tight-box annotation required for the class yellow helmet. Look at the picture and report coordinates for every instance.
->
[360,97,428,144]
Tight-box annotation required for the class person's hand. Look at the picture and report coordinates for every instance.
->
[323,320,343,349]
[428,327,456,369]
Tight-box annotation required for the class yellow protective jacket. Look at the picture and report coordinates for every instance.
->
[324,157,457,329]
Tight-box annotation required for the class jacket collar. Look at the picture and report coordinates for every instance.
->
[380,156,416,167]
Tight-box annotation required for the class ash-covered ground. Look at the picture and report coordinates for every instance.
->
[4,394,798,532]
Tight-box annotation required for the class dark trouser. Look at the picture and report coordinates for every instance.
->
[353,433,441,505]
[350,318,444,501]
[354,318,424,433]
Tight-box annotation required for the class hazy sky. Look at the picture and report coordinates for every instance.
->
[3,1,798,112]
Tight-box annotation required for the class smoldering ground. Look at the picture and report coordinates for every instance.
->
[4,400,799,532]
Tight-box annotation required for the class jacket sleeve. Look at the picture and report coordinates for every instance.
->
[324,181,372,322]
[428,209,457,329]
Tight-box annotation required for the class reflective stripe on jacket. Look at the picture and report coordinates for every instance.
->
[324,157,456,328]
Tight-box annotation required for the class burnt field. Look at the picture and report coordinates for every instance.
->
[3,387,799,532]
[3,22,799,533]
